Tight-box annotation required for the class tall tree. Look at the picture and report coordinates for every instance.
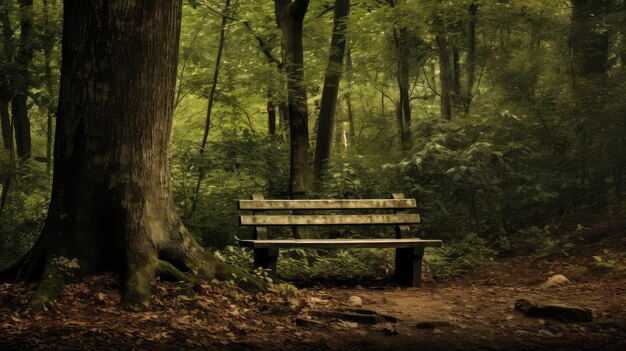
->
[11,0,33,159]
[570,0,609,193]
[0,0,261,311]
[190,0,231,215]
[275,0,310,199]
[242,20,283,135]
[435,16,452,121]
[43,0,56,173]
[462,3,477,116]
[313,0,350,184]
[0,0,16,150]
[387,0,412,149]
[344,45,356,143]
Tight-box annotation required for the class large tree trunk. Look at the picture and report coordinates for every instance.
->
[12,0,33,159]
[1,0,261,311]
[275,0,310,199]
[313,0,350,184]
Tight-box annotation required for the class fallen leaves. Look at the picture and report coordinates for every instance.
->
[0,274,315,350]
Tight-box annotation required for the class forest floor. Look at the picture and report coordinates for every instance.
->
[0,235,624,351]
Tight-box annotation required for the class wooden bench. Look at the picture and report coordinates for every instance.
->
[237,193,443,286]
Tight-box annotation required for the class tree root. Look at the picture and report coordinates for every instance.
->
[28,258,69,312]
[156,259,195,283]
[3,237,270,311]
[122,257,200,306]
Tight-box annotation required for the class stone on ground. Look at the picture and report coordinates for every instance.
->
[539,274,571,290]
[348,295,362,307]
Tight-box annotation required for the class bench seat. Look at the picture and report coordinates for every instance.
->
[237,193,443,287]
[239,238,443,249]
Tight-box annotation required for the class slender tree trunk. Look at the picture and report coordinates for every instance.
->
[267,90,277,135]
[275,0,310,199]
[0,3,15,150]
[452,46,462,113]
[0,102,13,221]
[570,0,609,195]
[314,0,350,184]
[436,29,452,121]
[0,101,10,149]
[190,0,230,215]
[345,46,355,142]
[394,27,412,149]
[12,0,33,159]
[0,1,15,151]
[0,0,262,311]
[463,3,477,116]
[43,0,55,173]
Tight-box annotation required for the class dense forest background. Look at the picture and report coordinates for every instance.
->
[1,0,624,280]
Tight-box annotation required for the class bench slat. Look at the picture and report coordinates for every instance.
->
[239,238,442,249]
[238,199,416,210]
[240,214,420,226]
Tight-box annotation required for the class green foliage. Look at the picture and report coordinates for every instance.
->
[591,250,626,273]
[0,160,50,263]
[425,233,496,277]
[51,256,81,277]
[278,248,395,282]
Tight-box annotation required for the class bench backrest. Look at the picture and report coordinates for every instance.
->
[238,193,418,240]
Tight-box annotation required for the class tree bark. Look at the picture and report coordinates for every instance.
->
[314,0,350,184]
[0,0,262,311]
[275,0,310,199]
[12,0,33,159]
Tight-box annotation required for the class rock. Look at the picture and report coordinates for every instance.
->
[539,274,571,290]
[515,298,592,323]
[415,321,454,329]
[348,296,362,307]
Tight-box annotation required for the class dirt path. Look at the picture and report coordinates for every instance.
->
[1,243,624,350]
[302,279,624,350]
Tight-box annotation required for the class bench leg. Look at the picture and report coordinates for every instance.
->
[395,247,424,287]
[254,248,279,280]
